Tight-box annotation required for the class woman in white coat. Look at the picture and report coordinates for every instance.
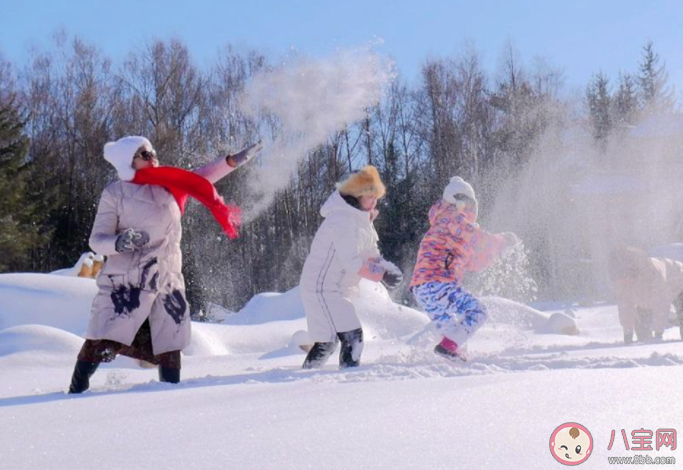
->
[300,166,403,369]
[68,136,262,393]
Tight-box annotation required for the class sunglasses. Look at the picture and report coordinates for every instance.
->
[134,149,157,161]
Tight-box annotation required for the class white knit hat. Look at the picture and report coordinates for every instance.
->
[103,136,153,181]
[443,176,478,213]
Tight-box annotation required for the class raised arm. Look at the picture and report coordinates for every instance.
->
[192,154,236,184]
[193,141,264,185]
[467,228,508,272]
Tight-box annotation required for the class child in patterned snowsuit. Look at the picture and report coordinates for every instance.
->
[410,177,519,361]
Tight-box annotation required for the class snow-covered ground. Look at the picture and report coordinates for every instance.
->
[1,272,681,469]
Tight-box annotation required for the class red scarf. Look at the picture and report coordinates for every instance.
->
[132,166,241,239]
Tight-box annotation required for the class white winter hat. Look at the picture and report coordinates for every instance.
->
[443,176,478,212]
[103,136,153,181]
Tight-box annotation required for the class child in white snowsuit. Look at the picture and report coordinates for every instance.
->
[410,177,519,362]
[608,246,683,343]
[299,166,403,369]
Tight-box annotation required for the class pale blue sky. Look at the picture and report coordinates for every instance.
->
[1,0,682,92]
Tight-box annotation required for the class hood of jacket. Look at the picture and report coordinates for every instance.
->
[320,191,371,222]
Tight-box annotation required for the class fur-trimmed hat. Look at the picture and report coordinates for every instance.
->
[103,136,153,181]
[336,165,386,199]
[443,176,478,213]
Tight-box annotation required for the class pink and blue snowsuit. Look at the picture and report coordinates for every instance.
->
[410,199,508,346]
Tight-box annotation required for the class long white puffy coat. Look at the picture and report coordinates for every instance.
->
[87,156,234,355]
[300,191,381,342]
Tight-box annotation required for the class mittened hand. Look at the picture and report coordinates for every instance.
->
[115,228,150,253]
[228,140,264,167]
[380,259,403,290]
[358,258,385,282]
[131,230,150,248]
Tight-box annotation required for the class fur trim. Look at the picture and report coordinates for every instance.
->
[336,165,386,199]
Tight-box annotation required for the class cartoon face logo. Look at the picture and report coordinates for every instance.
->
[549,423,593,466]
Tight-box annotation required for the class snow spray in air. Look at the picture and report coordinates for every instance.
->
[238,47,395,219]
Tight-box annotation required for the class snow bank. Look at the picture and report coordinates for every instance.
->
[229,286,306,324]
[0,273,96,334]
[0,324,83,356]
[187,319,307,356]
[0,272,577,361]
[483,296,579,335]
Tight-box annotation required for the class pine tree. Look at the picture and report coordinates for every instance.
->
[0,99,39,271]
[612,72,639,126]
[586,72,612,143]
[638,41,675,113]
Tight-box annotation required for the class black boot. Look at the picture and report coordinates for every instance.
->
[68,360,99,394]
[338,328,363,369]
[158,366,180,384]
[302,341,337,369]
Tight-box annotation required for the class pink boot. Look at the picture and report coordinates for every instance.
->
[434,337,467,362]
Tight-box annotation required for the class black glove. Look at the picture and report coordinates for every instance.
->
[381,260,403,290]
[115,228,149,253]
